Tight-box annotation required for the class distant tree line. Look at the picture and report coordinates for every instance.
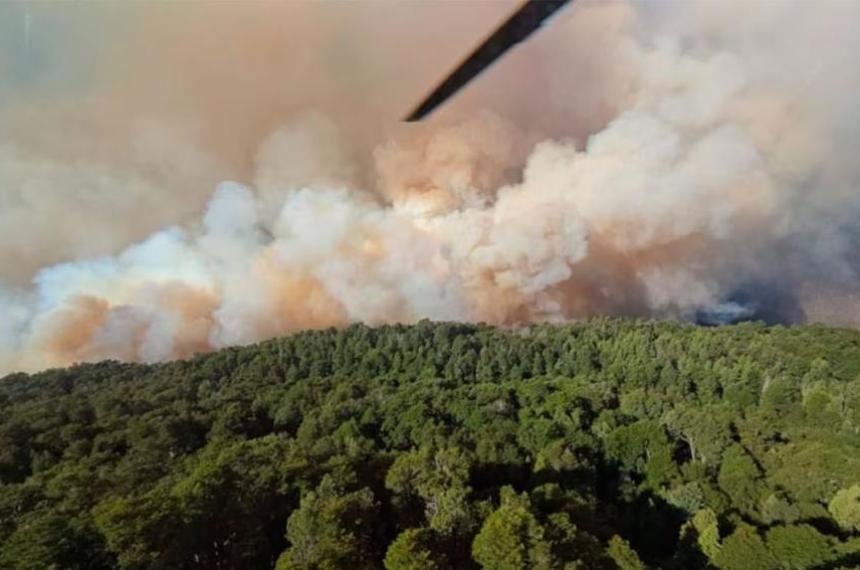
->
[2,318,860,569]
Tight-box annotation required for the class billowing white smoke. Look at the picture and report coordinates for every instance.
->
[1,0,860,373]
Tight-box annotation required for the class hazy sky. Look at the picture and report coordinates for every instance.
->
[2,0,860,373]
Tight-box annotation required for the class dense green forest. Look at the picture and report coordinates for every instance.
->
[2,319,860,569]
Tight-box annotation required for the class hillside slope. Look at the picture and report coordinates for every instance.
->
[2,319,860,569]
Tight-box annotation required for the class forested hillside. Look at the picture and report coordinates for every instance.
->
[2,319,860,569]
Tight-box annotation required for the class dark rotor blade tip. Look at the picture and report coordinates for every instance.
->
[404,0,572,121]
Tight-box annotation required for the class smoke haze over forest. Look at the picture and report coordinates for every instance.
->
[1,0,860,373]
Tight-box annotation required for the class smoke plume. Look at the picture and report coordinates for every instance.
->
[1,0,859,373]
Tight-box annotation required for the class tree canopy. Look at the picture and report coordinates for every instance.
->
[2,318,860,568]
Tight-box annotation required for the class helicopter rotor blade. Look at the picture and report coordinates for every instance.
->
[404,0,573,122]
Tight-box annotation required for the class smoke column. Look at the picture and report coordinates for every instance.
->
[1,0,859,373]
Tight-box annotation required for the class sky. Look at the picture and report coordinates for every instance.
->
[1,0,860,374]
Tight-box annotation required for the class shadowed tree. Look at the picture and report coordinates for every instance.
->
[276,475,379,570]
[472,488,553,570]
[714,523,778,570]
[383,527,446,570]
